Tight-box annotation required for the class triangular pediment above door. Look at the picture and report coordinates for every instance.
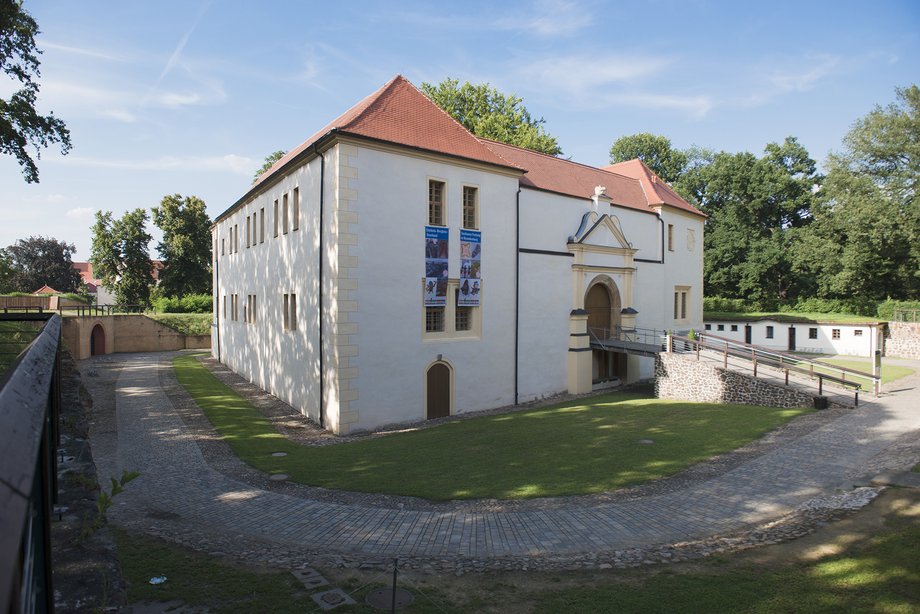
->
[569,212,634,251]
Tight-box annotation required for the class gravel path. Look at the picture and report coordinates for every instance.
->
[86,351,920,573]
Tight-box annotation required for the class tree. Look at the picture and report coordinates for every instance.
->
[609,133,688,184]
[90,209,153,306]
[151,194,212,296]
[421,78,562,155]
[693,138,821,305]
[1,0,71,183]
[253,150,285,183]
[793,85,920,301]
[0,249,13,293]
[2,235,80,292]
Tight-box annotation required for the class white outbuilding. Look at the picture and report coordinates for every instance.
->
[211,75,705,434]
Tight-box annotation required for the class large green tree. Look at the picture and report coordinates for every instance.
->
[90,209,153,306]
[609,133,689,184]
[693,137,821,305]
[793,85,920,300]
[2,235,81,292]
[0,0,71,183]
[421,78,562,155]
[151,194,212,297]
[253,150,285,183]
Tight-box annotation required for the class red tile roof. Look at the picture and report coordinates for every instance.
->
[603,160,704,217]
[253,75,521,190]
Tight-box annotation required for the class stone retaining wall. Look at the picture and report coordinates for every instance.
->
[62,315,211,359]
[885,322,920,359]
[655,353,814,409]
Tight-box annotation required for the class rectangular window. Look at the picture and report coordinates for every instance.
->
[283,293,296,331]
[283,294,289,330]
[260,207,265,243]
[854,329,863,336]
[274,200,279,237]
[766,326,774,339]
[668,224,675,251]
[809,327,818,339]
[705,324,711,330]
[223,295,227,318]
[462,186,478,229]
[283,193,289,234]
[234,225,239,253]
[730,324,738,332]
[717,324,724,331]
[681,291,687,319]
[426,307,445,332]
[454,289,472,331]
[673,292,679,319]
[246,216,251,248]
[221,238,225,255]
[428,180,445,226]
[832,329,841,339]
[292,187,300,231]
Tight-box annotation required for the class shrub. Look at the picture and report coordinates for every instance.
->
[877,299,920,320]
[153,293,212,314]
[703,297,752,313]
[788,297,877,317]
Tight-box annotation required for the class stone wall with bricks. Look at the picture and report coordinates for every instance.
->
[655,352,814,409]
[885,322,920,360]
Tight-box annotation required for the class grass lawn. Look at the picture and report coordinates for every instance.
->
[534,512,920,613]
[705,311,878,324]
[150,313,212,336]
[816,357,914,387]
[173,354,810,501]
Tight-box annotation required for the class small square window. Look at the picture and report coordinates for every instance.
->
[456,306,473,331]
[766,326,774,339]
[717,324,724,331]
[809,328,818,339]
[854,329,863,336]
[425,307,444,332]
[832,329,841,339]
[705,324,711,330]
[730,324,738,332]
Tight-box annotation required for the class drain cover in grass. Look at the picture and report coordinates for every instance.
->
[271,452,288,457]
[269,473,289,481]
[366,587,415,610]
[637,439,655,444]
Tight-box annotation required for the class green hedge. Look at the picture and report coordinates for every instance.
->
[153,294,213,314]
[705,296,920,320]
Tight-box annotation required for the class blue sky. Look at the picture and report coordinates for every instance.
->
[2,0,918,260]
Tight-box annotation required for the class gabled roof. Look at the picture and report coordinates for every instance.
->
[482,139,661,216]
[32,285,60,295]
[252,75,522,190]
[603,159,704,217]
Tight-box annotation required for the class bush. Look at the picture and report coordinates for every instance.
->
[153,294,212,314]
[788,297,877,317]
[877,299,920,320]
[60,292,90,304]
[703,297,753,313]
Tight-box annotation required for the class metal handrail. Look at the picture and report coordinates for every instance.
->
[666,332,877,406]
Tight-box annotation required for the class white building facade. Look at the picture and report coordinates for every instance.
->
[703,319,885,357]
[212,76,705,434]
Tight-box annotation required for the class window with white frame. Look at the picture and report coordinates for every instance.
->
[462,186,478,229]
[428,180,445,226]
[425,307,444,333]
[809,328,818,339]
[424,279,480,338]
[832,329,841,339]
[854,329,863,336]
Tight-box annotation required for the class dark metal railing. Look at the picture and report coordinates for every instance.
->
[0,314,61,613]
[588,325,667,348]
[666,331,879,406]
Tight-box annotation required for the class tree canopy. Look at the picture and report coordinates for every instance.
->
[609,133,688,184]
[793,85,920,301]
[253,150,285,183]
[421,78,562,155]
[90,209,153,306]
[1,235,81,292]
[0,0,71,183]
[151,194,212,296]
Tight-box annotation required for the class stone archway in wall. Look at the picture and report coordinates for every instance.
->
[90,323,106,356]
[585,278,623,382]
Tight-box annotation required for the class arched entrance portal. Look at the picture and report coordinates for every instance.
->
[585,281,624,382]
[90,323,106,356]
[426,362,451,419]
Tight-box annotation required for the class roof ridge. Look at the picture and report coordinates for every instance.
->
[480,138,641,185]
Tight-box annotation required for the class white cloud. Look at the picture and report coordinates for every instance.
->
[494,0,593,37]
[66,207,96,219]
[604,91,714,119]
[767,54,840,93]
[518,55,670,94]
[38,40,127,62]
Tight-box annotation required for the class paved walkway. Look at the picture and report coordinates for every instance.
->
[91,353,920,563]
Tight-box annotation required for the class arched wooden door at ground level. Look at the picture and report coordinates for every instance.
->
[426,362,451,419]
[90,324,106,356]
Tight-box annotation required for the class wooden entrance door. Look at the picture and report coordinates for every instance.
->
[90,324,106,356]
[788,327,796,351]
[744,325,752,345]
[586,284,611,334]
[426,363,451,419]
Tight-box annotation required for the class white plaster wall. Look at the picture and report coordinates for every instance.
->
[655,208,705,333]
[211,156,323,424]
[347,146,521,430]
[703,320,881,357]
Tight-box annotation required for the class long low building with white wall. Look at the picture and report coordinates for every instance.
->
[211,75,705,434]
[703,318,885,357]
